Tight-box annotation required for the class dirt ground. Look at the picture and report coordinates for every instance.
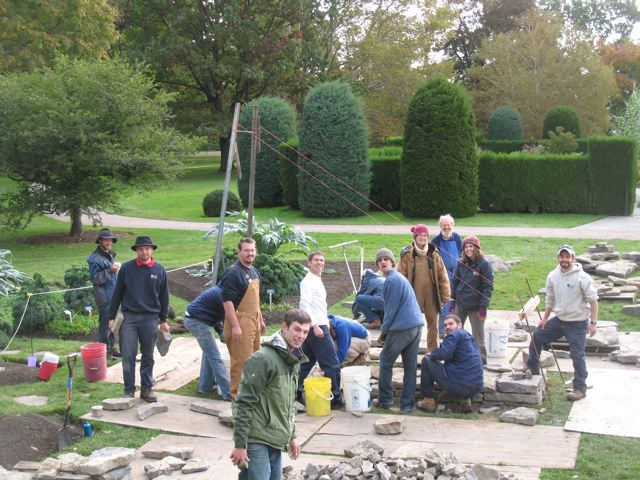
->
[168,261,376,324]
[0,362,41,387]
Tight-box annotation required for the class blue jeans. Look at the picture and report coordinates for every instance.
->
[184,316,231,399]
[378,326,422,410]
[97,302,115,348]
[298,325,342,402]
[353,294,384,322]
[527,317,588,393]
[421,356,480,398]
[238,443,282,480]
[119,314,158,394]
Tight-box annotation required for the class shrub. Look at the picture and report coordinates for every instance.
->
[488,106,523,140]
[202,190,242,217]
[547,127,579,154]
[237,97,297,207]
[542,106,581,138]
[401,77,478,217]
[12,273,65,332]
[479,139,530,153]
[589,136,637,215]
[63,264,96,314]
[0,296,13,335]
[0,331,8,350]
[369,147,401,211]
[298,81,369,217]
[479,152,589,213]
[44,314,96,338]
[278,139,300,210]
[385,136,403,146]
[0,249,29,297]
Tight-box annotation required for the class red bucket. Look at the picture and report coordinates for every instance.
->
[81,343,107,382]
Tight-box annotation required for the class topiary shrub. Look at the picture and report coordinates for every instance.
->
[542,106,581,138]
[369,147,402,211]
[546,127,579,154]
[12,273,64,332]
[279,139,300,210]
[63,264,96,315]
[487,106,523,140]
[237,97,297,208]
[202,190,242,217]
[298,81,370,217]
[401,76,478,217]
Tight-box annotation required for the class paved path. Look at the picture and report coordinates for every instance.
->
[49,191,640,240]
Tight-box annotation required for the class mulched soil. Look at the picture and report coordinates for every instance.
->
[21,230,135,245]
[0,414,82,469]
[168,261,377,325]
[0,362,40,387]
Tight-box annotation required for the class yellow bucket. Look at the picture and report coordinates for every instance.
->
[304,377,333,416]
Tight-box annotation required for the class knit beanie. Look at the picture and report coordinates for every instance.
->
[462,235,481,249]
[375,248,395,266]
[411,224,429,239]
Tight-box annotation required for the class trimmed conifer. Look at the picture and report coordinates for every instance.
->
[488,106,524,140]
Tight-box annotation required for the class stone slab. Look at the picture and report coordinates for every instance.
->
[305,411,579,469]
[565,368,640,438]
[81,393,331,446]
[13,395,48,407]
[105,337,224,391]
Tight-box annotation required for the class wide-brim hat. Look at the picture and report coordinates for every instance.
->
[95,228,117,244]
[131,236,158,251]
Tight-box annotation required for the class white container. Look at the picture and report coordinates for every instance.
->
[485,318,509,357]
[341,366,371,412]
[42,352,59,364]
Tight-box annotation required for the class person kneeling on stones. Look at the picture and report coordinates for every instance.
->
[417,314,483,413]
[328,313,371,367]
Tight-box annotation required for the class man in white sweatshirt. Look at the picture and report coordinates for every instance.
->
[526,244,598,401]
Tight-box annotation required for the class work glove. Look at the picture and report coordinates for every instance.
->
[478,306,487,320]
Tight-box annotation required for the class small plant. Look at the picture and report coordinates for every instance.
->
[63,265,96,314]
[202,190,242,217]
[44,315,96,338]
[205,211,317,256]
[521,141,546,155]
[12,273,65,331]
[547,127,579,154]
[0,250,29,296]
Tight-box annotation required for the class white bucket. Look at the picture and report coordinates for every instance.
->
[485,319,509,357]
[341,366,371,412]
[42,352,59,364]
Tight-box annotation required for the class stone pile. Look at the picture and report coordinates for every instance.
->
[282,440,524,480]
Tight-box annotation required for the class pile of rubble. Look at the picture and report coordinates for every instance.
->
[1,446,209,480]
[283,440,523,480]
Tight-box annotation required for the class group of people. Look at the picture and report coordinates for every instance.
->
[88,217,600,480]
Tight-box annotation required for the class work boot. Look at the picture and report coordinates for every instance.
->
[459,397,473,413]
[331,398,344,410]
[109,347,122,358]
[124,392,134,399]
[140,390,158,403]
[355,312,367,323]
[364,319,382,330]
[566,390,586,402]
[416,398,437,413]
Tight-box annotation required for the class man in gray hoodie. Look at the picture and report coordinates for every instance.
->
[526,245,598,402]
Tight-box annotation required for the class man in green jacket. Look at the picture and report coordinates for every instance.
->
[230,308,311,480]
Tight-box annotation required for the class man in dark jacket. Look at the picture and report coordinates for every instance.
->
[230,309,310,480]
[87,229,121,359]
[109,236,169,403]
[417,314,483,413]
[352,269,385,329]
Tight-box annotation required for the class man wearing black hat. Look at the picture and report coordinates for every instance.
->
[88,229,121,360]
[109,236,170,402]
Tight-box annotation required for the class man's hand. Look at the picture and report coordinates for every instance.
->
[588,322,597,337]
[538,318,548,330]
[232,325,243,344]
[313,324,324,338]
[478,306,487,321]
[260,319,266,334]
[230,448,249,469]
[111,262,121,273]
[108,320,114,331]
[289,438,301,460]
[378,333,386,346]
[159,321,170,333]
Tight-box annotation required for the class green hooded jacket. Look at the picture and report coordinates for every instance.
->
[232,331,308,450]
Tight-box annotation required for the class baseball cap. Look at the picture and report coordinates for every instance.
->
[557,244,575,256]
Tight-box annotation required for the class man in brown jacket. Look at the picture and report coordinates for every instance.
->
[398,224,451,351]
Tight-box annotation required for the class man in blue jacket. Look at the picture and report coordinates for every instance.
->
[375,248,423,412]
[328,314,370,366]
[417,314,483,413]
[351,269,385,329]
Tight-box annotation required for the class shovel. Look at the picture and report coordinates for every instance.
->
[58,353,79,450]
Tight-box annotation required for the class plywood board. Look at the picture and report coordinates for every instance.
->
[304,411,580,469]
[129,434,345,480]
[104,336,227,391]
[564,368,640,438]
[80,393,331,445]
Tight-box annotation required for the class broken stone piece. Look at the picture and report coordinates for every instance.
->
[58,453,87,472]
[499,407,539,426]
[94,465,131,480]
[374,416,404,435]
[344,440,384,458]
[496,375,544,395]
[595,260,637,278]
[12,461,41,471]
[53,473,91,480]
[78,447,136,476]
[189,401,221,416]
[609,350,640,365]
[181,459,209,474]
[0,472,33,480]
[522,350,554,368]
[144,460,173,480]
[138,402,168,421]
[471,463,501,480]
[161,457,186,471]
[36,457,59,480]
[622,304,640,317]
[508,330,529,343]
[141,446,194,461]
[217,408,234,427]
[102,397,137,411]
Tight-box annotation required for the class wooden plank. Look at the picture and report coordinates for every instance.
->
[565,368,640,438]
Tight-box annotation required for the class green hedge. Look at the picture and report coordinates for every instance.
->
[479,152,590,213]
[369,147,401,211]
[278,139,300,210]
[478,138,589,154]
[385,136,403,146]
[589,136,637,215]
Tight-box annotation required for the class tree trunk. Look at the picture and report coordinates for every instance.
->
[219,134,230,172]
[69,207,83,237]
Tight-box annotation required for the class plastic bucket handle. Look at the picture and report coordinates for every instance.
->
[351,378,371,392]
[310,386,334,402]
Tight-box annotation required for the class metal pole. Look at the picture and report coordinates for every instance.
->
[247,105,259,237]
[211,103,241,285]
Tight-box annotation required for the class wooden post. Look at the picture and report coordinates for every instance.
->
[247,105,259,237]
[211,103,241,285]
